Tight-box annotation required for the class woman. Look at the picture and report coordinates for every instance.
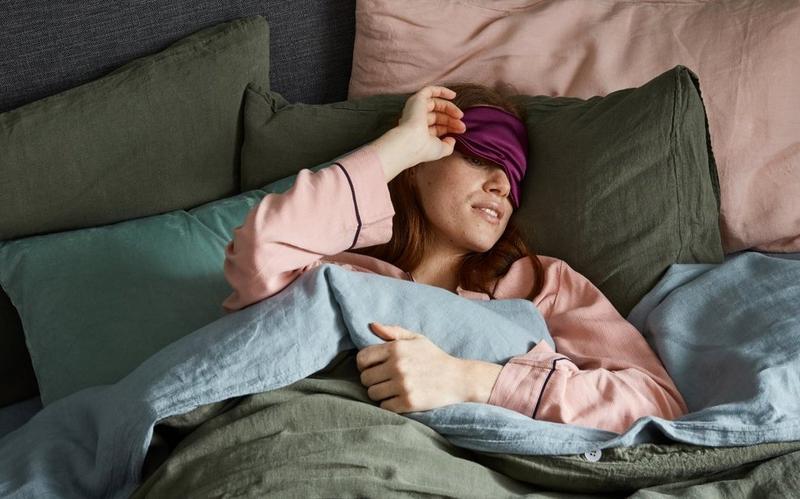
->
[222,84,688,434]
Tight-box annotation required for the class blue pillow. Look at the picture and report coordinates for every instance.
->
[0,160,332,405]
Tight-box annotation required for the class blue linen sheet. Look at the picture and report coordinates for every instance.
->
[1,252,798,498]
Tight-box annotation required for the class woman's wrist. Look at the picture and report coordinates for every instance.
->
[368,127,420,182]
[460,359,503,404]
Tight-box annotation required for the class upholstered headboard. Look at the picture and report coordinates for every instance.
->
[0,1,355,113]
[0,1,356,406]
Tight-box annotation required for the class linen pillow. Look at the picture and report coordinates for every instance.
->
[242,65,724,317]
[240,82,406,191]
[348,0,800,254]
[0,157,340,406]
[512,67,722,316]
[0,213,233,406]
[0,16,271,407]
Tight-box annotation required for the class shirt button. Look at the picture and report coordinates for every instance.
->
[583,449,602,462]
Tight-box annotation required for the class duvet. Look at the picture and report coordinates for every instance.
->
[1,253,799,497]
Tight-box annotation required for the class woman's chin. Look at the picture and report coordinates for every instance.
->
[466,237,498,254]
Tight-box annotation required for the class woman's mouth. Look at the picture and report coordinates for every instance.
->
[472,206,500,225]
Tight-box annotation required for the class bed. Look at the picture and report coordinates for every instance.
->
[1,1,799,497]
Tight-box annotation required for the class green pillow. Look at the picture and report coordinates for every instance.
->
[514,67,722,316]
[240,82,407,191]
[241,65,723,317]
[0,16,270,240]
[0,15,270,407]
[0,157,338,406]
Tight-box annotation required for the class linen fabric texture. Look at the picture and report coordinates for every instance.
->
[3,253,800,497]
[131,369,800,497]
[239,82,406,191]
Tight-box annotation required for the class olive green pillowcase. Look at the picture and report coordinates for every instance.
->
[513,67,723,315]
[240,83,407,190]
[0,16,271,407]
[241,66,724,317]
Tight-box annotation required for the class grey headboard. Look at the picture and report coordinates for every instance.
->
[0,1,356,406]
[0,0,356,113]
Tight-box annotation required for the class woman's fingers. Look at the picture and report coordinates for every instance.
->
[394,85,464,161]
[408,91,460,119]
[426,104,466,139]
[429,120,465,138]
[428,97,463,118]
[427,109,465,127]
[420,85,456,100]
[356,345,391,372]
[360,361,393,387]
[366,379,398,402]
[428,120,465,139]
[379,396,408,413]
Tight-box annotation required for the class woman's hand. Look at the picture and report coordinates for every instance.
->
[356,322,503,413]
[396,85,466,163]
[369,85,466,182]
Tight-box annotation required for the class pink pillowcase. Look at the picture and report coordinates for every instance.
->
[349,0,800,253]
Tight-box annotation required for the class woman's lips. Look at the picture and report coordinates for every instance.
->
[473,207,500,225]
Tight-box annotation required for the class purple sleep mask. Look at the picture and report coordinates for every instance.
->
[445,104,528,208]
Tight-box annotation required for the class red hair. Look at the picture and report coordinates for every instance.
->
[350,83,545,300]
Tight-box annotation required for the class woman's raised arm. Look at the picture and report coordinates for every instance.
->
[222,85,466,312]
[221,144,394,312]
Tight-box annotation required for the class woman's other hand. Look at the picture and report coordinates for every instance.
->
[356,322,502,413]
[369,86,466,182]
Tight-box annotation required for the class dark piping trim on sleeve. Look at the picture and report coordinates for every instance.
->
[334,162,362,250]
[531,357,569,419]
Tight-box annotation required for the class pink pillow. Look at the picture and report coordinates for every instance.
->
[349,0,800,253]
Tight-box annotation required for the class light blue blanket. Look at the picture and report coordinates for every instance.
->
[1,253,799,498]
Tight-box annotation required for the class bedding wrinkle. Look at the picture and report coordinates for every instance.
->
[3,252,799,497]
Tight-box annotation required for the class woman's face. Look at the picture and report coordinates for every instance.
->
[411,148,513,254]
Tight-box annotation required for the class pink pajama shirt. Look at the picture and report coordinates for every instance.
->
[221,144,688,434]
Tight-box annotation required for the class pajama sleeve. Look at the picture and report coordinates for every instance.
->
[487,260,689,433]
[221,145,394,312]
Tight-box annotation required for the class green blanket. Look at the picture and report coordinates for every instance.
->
[132,352,800,497]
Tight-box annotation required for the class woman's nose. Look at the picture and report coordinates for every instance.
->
[487,171,511,198]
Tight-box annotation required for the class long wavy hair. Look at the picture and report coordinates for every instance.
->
[350,82,544,300]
